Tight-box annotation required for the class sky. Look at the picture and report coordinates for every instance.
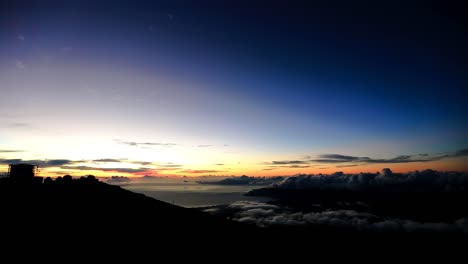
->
[0,1,467,177]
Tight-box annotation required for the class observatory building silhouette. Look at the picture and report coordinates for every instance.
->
[8,163,43,184]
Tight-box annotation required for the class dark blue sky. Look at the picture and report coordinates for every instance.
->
[0,1,466,175]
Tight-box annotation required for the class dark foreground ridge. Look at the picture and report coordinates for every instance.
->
[0,176,466,255]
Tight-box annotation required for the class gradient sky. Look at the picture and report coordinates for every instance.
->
[1,1,467,177]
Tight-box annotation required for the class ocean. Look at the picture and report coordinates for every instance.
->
[120,177,270,208]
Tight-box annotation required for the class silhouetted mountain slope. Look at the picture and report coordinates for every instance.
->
[0,177,255,244]
[0,177,466,256]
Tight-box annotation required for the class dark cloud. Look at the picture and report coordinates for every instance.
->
[149,163,183,171]
[271,160,309,165]
[0,149,24,153]
[266,148,467,167]
[310,154,441,164]
[287,165,310,168]
[180,169,223,174]
[271,169,468,192]
[214,164,224,166]
[92,159,122,163]
[158,163,182,168]
[106,176,131,185]
[199,176,284,185]
[0,159,22,164]
[90,159,154,166]
[319,154,361,161]
[453,148,468,157]
[212,201,468,233]
[43,159,73,166]
[10,122,31,128]
[61,165,151,173]
[336,164,359,168]
[270,165,310,168]
[114,139,177,148]
[0,158,74,167]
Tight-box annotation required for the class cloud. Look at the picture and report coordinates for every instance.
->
[270,160,309,165]
[196,145,212,148]
[15,60,25,69]
[106,176,130,185]
[10,122,31,128]
[319,154,361,161]
[158,163,182,168]
[0,158,74,168]
[283,165,310,168]
[17,34,25,41]
[180,169,223,174]
[92,159,122,163]
[214,164,224,166]
[208,201,468,233]
[265,148,467,168]
[89,158,154,166]
[228,201,279,210]
[310,153,443,164]
[0,149,24,153]
[61,165,152,174]
[199,175,284,185]
[114,139,177,148]
[336,164,359,168]
[149,163,183,171]
[453,148,468,157]
[269,169,468,192]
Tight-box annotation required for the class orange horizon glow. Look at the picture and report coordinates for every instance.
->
[1,156,466,178]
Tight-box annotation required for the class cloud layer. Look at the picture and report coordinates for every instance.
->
[0,158,74,168]
[265,148,468,168]
[271,169,468,192]
[199,175,284,185]
[208,201,468,233]
[114,139,177,148]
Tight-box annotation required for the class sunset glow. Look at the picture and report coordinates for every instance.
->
[1,2,466,178]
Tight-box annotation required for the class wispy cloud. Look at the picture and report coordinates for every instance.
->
[92,159,123,163]
[0,158,74,168]
[270,160,309,165]
[266,148,468,167]
[61,165,152,174]
[0,149,24,153]
[180,169,223,174]
[196,145,212,148]
[11,122,31,128]
[311,153,443,164]
[114,139,178,148]
[336,164,359,168]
